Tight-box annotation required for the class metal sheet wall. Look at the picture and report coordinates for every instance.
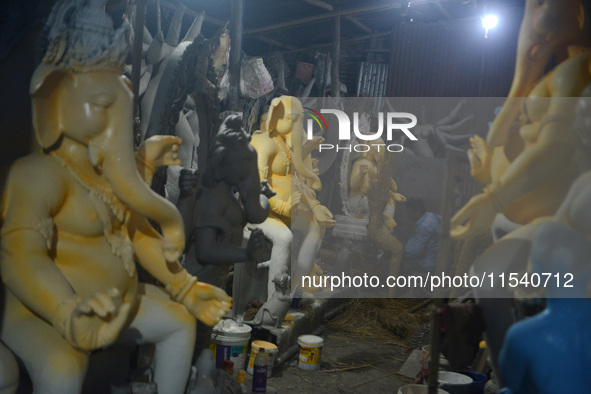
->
[387,16,522,97]
[357,62,389,97]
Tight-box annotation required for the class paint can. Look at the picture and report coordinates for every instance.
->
[297,335,323,371]
[247,340,278,377]
[210,319,252,373]
[398,384,449,394]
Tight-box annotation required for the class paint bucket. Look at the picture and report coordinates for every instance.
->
[438,371,473,394]
[462,372,487,394]
[297,335,323,371]
[210,319,252,373]
[247,340,278,377]
[398,384,449,394]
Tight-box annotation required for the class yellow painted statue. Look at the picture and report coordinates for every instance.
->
[349,136,406,226]
[0,1,230,393]
[449,0,591,380]
[250,96,335,298]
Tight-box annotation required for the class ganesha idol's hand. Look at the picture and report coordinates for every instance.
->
[313,204,336,228]
[181,282,232,326]
[165,269,232,326]
[52,288,132,352]
[450,192,497,240]
[137,135,183,171]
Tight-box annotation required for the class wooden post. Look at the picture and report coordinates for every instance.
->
[131,0,147,137]
[228,0,243,111]
[331,14,340,98]
[428,151,461,393]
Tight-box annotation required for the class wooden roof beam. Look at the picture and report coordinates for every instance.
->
[244,2,402,35]
[433,1,453,20]
[253,35,297,50]
[346,16,372,33]
[280,30,391,55]
[161,0,225,27]
[301,0,334,11]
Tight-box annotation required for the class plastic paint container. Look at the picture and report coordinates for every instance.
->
[247,340,278,377]
[398,384,449,394]
[297,335,323,371]
[438,371,473,394]
[462,372,487,394]
[210,319,252,372]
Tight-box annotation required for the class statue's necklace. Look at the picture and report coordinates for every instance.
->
[274,135,291,174]
[49,150,136,277]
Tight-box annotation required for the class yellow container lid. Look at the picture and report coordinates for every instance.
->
[252,340,278,351]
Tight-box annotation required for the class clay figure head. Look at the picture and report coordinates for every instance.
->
[204,115,271,224]
[29,0,185,261]
[531,222,591,298]
[511,0,591,98]
[266,96,322,191]
[488,0,591,148]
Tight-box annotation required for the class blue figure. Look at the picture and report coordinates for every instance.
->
[498,222,591,394]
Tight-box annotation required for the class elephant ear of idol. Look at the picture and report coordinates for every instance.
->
[30,0,185,262]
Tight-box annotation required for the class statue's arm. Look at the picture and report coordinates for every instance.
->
[349,161,367,192]
[489,98,578,209]
[131,216,231,325]
[0,161,74,323]
[300,182,320,210]
[131,216,188,281]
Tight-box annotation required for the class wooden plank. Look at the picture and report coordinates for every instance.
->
[302,0,334,11]
[245,2,402,35]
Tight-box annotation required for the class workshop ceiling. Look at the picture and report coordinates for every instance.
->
[145,0,527,57]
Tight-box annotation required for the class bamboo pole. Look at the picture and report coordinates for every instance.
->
[331,14,341,98]
[428,151,461,393]
[228,0,243,111]
[131,0,146,142]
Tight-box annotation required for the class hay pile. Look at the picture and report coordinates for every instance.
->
[326,299,430,345]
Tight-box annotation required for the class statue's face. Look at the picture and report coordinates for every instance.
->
[220,142,257,185]
[274,97,304,137]
[528,0,583,49]
[365,137,385,161]
[60,71,132,146]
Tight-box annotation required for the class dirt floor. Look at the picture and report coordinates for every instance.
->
[266,331,415,393]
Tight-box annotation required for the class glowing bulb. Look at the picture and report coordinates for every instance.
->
[482,14,498,30]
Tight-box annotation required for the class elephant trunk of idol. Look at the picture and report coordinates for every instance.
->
[238,171,271,224]
[487,2,556,148]
[89,124,185,263]
[291,116,322,191]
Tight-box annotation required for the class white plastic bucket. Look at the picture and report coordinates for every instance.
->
[210,319,252,373]
[398,384,449,394]
[246,340,278,377]
[297,335,323,371]
[438,371,473,394]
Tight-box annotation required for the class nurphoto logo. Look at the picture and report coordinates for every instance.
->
[304,108,417,153]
